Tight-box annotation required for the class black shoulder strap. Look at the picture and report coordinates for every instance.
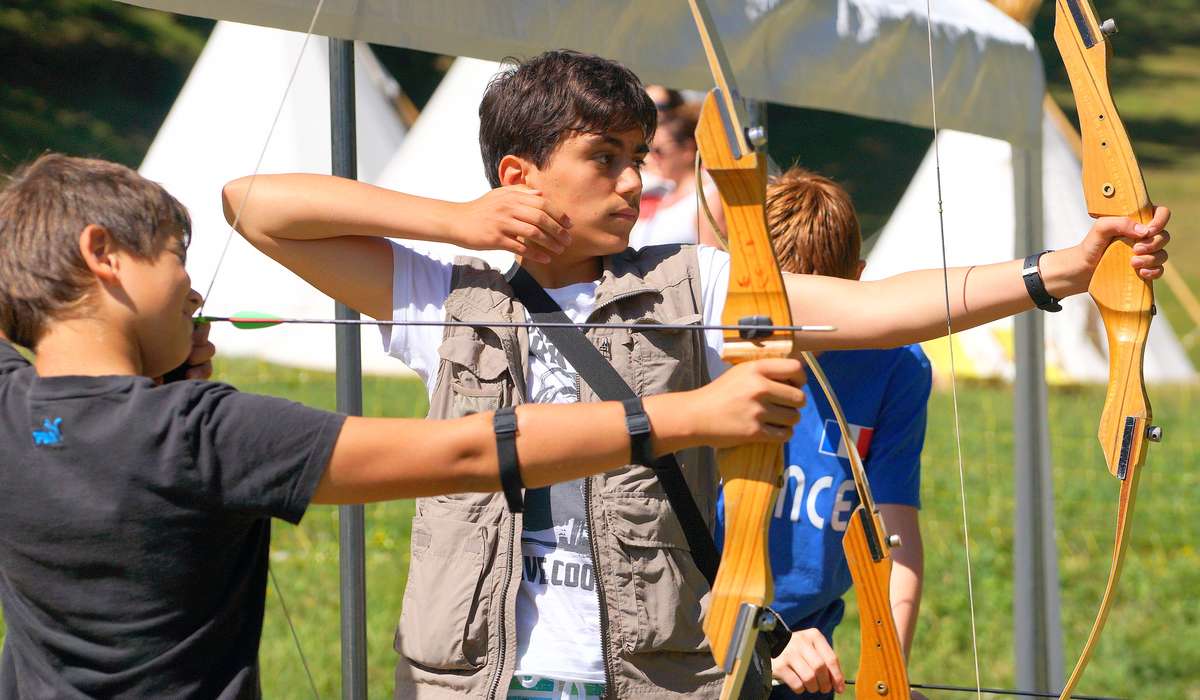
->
[506,265,721,584]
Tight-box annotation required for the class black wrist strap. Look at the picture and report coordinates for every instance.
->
[621,398,656,467]
[1022,250,1063,312]
[506,264,721,585]
[494,406,523,513]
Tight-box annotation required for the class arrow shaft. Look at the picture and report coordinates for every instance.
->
[195,316,835,334]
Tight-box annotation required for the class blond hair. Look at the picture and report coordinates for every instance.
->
[765,167,861,279]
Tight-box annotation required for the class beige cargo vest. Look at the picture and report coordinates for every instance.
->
[393,245,725,699]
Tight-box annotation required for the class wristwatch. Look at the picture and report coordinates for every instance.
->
[1022,250,1063,312]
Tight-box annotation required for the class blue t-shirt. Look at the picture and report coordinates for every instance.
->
[715,346,931,639]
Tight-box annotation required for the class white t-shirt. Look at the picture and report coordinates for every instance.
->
[383,243,731,684]
[627,178,719,251]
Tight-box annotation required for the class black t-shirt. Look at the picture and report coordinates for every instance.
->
[0,342,344,698]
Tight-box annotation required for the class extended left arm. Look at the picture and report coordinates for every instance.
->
[879,504,923,659]
[788,209,1170,351]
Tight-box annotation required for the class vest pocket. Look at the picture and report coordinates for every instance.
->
[437,335,512,417]
[628,313,702,394]
[602,495,710,655]
[396,515,497,670]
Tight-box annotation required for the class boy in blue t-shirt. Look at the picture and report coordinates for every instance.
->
[716,168,931,700]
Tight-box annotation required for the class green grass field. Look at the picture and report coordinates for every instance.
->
[249,363,1197,699]
[0,29,1195,700]
[243,45,1200,700]
[4,357,1192,698]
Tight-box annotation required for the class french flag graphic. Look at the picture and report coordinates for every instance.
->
[819,419,874,461]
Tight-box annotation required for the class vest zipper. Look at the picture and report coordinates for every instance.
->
[490,335,523,700]
[580,290,646,700]
[589,289,649,323]
[584,475,617,698]
[486,513,518,700]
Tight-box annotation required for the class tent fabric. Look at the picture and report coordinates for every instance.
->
[118,0,1044,147]
[864,115,1196,384]
[140,21,411,375]
[372,57,516,272]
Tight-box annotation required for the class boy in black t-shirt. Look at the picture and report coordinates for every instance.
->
[0,153,807,698]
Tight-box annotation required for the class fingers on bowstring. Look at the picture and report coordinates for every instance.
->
[185,361,214,381]
[520,192,573,235]
[188,339,217,367]
[512,214,568,255]
[799,628,843,692]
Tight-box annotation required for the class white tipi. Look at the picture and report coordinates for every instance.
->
[140,21,410,375]
[372,57,515,271]
[864,112,1195,384]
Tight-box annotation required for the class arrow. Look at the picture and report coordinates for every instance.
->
[193,312,836,335]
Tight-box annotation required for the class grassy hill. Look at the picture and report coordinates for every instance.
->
[5,358,1192,697]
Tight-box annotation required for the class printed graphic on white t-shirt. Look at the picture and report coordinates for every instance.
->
[512,283,606,682]
[380,241,732,683]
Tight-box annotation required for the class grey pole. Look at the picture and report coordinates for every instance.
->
[1011,143,1064,691]
[329,37,368,700]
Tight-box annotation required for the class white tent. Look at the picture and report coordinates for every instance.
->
[371,57,517,271]
[125,1,1049,377]
[864,112,1196,384]
[120,0,1045,148]
[139,21,411,375]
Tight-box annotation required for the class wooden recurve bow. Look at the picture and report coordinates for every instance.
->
[1052,2,1162,697]
[687,3,910,697]
[802,352,911,699]
[686,2,792,697]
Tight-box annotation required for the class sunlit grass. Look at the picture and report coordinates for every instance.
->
[6,358,1194,697]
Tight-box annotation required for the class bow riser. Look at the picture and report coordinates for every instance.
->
[844,505,909,699]
[1054,0,1155,478]
[695,85,795,697]
[708,442,784,674]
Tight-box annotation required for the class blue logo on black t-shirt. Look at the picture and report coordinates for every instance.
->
[32,417,63,446]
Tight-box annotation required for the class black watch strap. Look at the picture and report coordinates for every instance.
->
[1022,250,1063,312]
[494,407,523,513]
[621,398,655,467]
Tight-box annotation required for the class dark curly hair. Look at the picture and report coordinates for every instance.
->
[478,50,657,188]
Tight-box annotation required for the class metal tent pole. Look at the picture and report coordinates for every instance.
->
[329,36,368,700]
[1011,142,1064,692]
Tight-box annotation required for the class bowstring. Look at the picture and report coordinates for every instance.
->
[195,1,329,696]
[198,0,327,315]
[925,2,983,696]
[695,150,728,250]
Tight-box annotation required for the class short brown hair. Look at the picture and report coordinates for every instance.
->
[478,50,657,188]
[766,167,861,278]
[0,153,190,347]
